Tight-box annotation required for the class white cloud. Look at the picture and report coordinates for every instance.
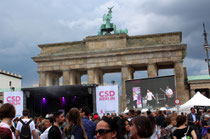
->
[184,57,208,75]
[0,0,210,87]
[58,18,102,31]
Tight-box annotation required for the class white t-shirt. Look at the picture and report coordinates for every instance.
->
[16,119,36,138]
[40,126,52,139]
[133,93,137,101]
[146,92,154,101]
[166,88,173,96]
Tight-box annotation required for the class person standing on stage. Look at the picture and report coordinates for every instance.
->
[145,89,156,107]
[165,86,173,99]
[165,86,174,106]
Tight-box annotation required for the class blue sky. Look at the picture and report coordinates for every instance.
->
[0,0,210,87]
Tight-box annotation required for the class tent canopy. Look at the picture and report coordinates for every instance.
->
[179,92,210,112]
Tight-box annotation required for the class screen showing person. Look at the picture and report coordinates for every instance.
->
[145,89,155,107]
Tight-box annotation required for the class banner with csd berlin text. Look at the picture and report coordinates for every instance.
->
[4,91,23,117]
[96,85,119,118]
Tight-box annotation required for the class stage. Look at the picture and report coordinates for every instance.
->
[22,84,97,117]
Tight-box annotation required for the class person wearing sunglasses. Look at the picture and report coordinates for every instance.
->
[95,116,118,139]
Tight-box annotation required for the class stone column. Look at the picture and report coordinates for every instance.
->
[63,70,70,85]
[147,63,158,78]
[69,70,81,85]
[95,69,104,85]
[87,69,103,84]
[174,61,186,103]
[99,70,104,84]
[46,72,60,86]
[76,72,81,84]
[190,89,195,98]
[46,72,51,86]
[39,71,46,87]
[121,66,134,111]
[88,69,95,84]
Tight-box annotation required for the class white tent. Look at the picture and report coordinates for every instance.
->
[160,107,167,111]
[179,92,210,113]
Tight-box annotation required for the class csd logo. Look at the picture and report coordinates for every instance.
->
[99,91,115,97]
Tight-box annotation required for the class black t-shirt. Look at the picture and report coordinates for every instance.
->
[173,126,193,139]
[48,125,62,139]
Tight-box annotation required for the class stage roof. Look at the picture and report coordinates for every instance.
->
[21,84,97,96]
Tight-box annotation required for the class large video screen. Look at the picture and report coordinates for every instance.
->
[126,75,176,109]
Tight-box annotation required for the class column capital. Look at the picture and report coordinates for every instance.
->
[174,60,183,64]
[148,62,157,65]
[87,68,95,70]
[121,65,129,68]
[190,89,195,92]
[62,69,70,72]
[38,71,46,73]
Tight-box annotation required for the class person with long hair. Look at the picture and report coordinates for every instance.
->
[63,108,87,139]
[116,118,130,139]
[148,114,160,139]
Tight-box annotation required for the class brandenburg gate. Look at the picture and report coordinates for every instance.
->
[33,8,189,110]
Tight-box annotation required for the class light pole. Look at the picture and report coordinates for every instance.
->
[203,23,210,75]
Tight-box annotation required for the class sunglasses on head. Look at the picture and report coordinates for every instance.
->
[95,129,113,136]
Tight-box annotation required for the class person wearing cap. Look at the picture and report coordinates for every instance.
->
[93,114,100,125]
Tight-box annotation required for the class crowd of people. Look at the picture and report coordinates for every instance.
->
[0,103,210,139]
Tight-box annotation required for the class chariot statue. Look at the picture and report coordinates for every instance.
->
[98,7,128,35]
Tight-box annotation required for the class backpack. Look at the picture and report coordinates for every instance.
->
[161,127,169,138]
[20,119,32,139]
[161,126,173,139]
[0,127,13,139]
